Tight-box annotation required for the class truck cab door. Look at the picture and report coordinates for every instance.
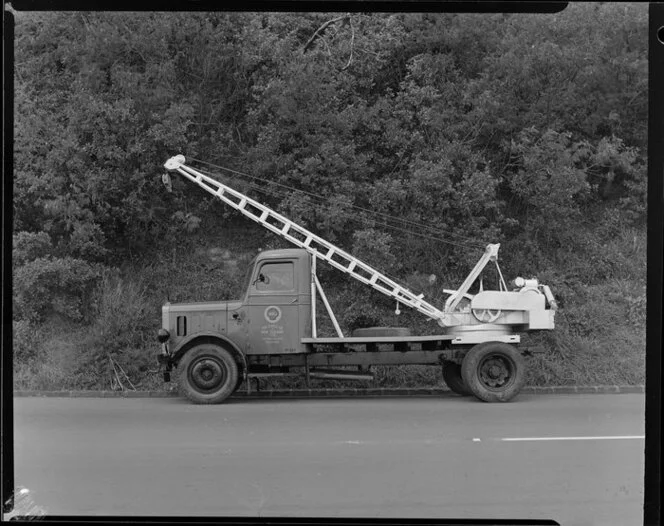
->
[246,259,303,355]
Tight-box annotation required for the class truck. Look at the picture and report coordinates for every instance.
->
[156,155,558,404]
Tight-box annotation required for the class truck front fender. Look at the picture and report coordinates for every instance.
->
[171,332,248,380]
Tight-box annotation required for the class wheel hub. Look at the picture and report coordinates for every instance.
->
[479,356,511,388]
[190,358,226,391]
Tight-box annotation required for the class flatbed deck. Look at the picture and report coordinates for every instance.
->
[301,335,455,344]
[302,333,519,346]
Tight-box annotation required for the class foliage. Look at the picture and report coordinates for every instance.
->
[503,128,592,247]
[351,229,399,273]
[13,320,40,362]
[14,256,103,322]
[73,272,158,388]
[13,231,52,265]
[13,231,104,322]
[14,7,647,265]
[12,317,89,391]
[14,12,201,260]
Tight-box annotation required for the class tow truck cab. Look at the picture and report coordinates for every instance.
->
[158,249,313,368]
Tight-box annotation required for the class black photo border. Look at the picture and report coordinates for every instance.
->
[2,2,660,525]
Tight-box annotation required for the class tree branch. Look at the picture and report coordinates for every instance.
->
[341,16,355,71]
[303,14,350,54]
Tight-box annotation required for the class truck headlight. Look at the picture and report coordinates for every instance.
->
[157,329,170,343]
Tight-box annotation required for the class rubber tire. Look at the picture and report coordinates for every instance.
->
[177,343,239,404]
[461,342,525,403]
[234,374,245,393]
[442,362,472,396]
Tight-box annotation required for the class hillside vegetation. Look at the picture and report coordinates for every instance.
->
[12,5,646,391]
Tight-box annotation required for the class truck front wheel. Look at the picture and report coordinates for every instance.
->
[177,344,239,404]
[461,342,525,403]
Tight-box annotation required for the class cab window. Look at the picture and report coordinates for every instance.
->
[255,261,295,292]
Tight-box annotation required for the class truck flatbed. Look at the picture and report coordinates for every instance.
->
[301,335,455,344]
[302,333,519,345]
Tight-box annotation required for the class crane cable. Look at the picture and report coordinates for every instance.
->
[169,158,490,300]
[230,176,479,252]
[217,177,463,300]
[186,156,489,250]
[183,164,488,297]
[190,157,488,248]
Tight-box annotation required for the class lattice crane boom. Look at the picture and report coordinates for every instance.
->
[164,155,465,325]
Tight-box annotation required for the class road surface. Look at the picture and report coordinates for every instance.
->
[11,393,645,525]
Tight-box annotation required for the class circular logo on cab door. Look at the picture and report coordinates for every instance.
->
[264,306,282,324]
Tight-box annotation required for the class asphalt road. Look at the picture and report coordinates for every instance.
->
[11,393,645,525]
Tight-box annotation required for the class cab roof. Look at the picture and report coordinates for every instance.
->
[255,248,310,260]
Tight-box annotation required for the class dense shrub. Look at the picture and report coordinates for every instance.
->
[73,272,159,389]
[12,320,40,362]
[13,242,104,323]
[13,231,52,266]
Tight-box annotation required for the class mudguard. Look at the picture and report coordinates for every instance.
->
[171,332,248,380]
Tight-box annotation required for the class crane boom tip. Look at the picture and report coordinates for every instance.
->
[164,155,186,171]
[486,243,500,257]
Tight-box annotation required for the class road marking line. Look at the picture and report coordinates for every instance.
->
[501,435,645,442]
[472,438,481,442]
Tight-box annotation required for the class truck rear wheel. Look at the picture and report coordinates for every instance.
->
[177,343,239,404]
[461,342,525,403]
[442,362,472,396]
